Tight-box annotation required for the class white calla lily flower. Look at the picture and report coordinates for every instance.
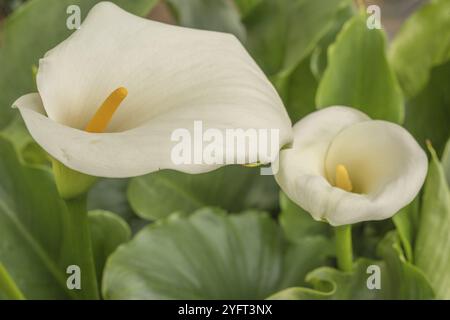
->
[13,2,292,178]
[274,106,428,226]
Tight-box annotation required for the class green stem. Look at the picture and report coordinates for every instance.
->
[335,224,353,272]
[0,263,25,300]
[63,195,99,299]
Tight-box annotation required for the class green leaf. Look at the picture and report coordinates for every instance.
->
[404,61,450,156]
[277,192,335,287]
[102,209,329,299]
[309,4,354,80]
[0,136,74,299]
[88,178,148,233]
[389,0,450,98]
[377,232,433,299]
[0,136,134,299]
[278,56,318,123]
[280,236,333,289]
[273,4,353,124]
[241,0,351,77]
[275,4,353,123]
[167,0,245,41]
[392,197,419,263]
[278,192,331,243]
[0,262,25,300]
[88,210,131,289]
[442,139,450,187]
[127,165,279,221]
[0,0,159,129]
[0,118,34,153]
[0,117,48,165]
[269,232,434,300]
[415,144,450,299]
[316,14,404,123]
[268,259,380,299]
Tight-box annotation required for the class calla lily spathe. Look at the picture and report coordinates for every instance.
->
[13,2,292,178]
[274,106,428,226]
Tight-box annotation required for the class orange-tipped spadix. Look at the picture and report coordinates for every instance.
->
[85,87,128,133]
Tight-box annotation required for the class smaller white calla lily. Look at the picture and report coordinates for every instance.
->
[13,2,292,178]
[274,106,428,226]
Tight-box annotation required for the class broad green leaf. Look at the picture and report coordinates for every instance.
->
[0,135,135,299]
[278,56,318,123]
[310,4,354,80]
[0,117,48,165]
[103,209,330,299]
[316,14,404,123]
[404,62,450,156]
[415,144,450,299]
[241,0,351,78]
[268,259,380,299]
[280,236,333,289]
[0,136,133,299]
[0,118,34,153]
[88,210,131,289]
[0,0,159,129]
[88,178,148,233]
[277,192,335,287]
[0,262,25,300]
[269,232,434,300]
[276,4,353,123]
[278,192,331,243]
[377,232,433,299]
[0,136,74,299]
[442,139,450,187]
[127,165,279,221]
[167,0,245,41]
[392,197,419,262]
[389,0,450,98]
[274,4,353,123]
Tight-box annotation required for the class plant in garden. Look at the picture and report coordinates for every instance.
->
[8,2,291,299]
[0,0,449,301]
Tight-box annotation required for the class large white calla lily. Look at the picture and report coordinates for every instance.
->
[274,106,428,226]
[13,2,292,178]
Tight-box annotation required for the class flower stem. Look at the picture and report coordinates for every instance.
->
[62,195,99,299]
[335,224,353,272]
[0,263,25,300]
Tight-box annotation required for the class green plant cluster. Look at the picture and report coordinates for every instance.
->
[0,0,449,299]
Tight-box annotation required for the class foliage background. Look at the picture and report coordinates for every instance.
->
[0,0,449,299]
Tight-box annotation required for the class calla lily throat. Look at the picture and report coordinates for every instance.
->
[52,87,128,199]
[335,164,353,193]
[334,164,354,272]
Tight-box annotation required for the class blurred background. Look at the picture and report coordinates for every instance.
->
[0,0,429,39]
